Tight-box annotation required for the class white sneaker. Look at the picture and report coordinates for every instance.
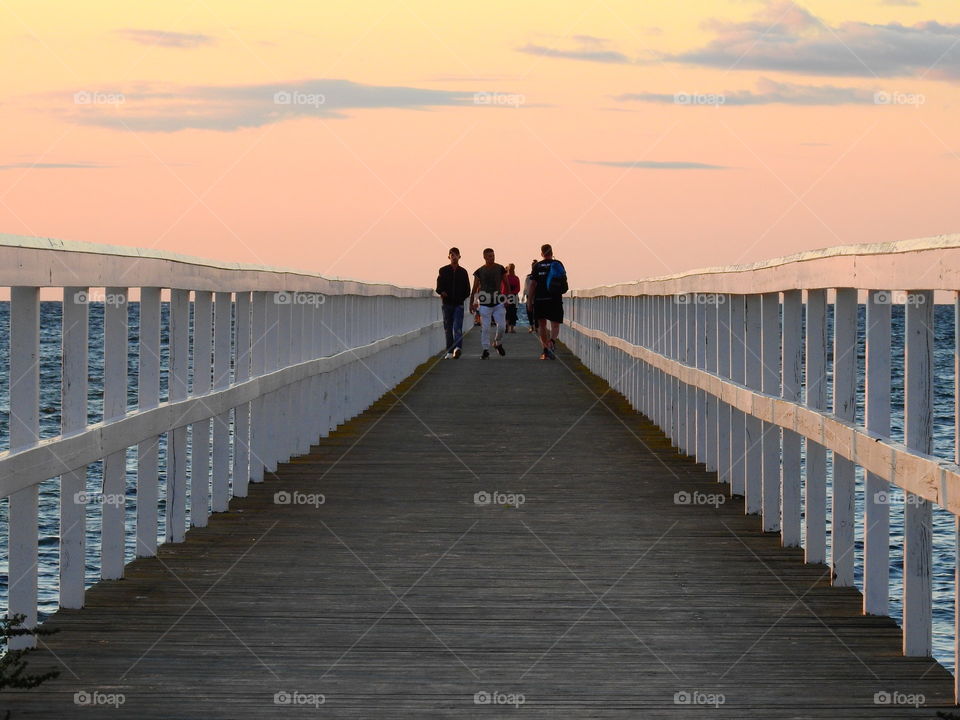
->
[443,352,453,359]
[452,348,461,359]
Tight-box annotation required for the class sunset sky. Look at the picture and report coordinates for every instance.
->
[1,0,958,288]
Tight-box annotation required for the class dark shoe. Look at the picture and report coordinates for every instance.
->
[481,349,490,359]
[496,343,506,356]
[539,352,549,360]
[453,348,461,359]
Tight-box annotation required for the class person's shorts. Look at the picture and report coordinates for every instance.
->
[534,296,564,323]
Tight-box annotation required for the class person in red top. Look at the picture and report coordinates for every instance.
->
[503,263,521,333]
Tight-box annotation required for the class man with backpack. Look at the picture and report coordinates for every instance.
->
[528,243,568,360]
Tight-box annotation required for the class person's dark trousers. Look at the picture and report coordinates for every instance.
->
[442,303,464,351]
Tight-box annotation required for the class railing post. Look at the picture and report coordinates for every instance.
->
[233,291,251,497]
[744,294,762,515]
[264,293,280,474]
[101,287,128,579]
[192,291,213,527]
[211,292,232,513]
[831,288,857,586]
[761,292,780,532]
[136,287,161,558]
[60,287,88,607]
[705,298,718,472]
[863,289,891,614]
[955,291,960,704]
[903,290,934,657]
[781,290,802,547]
[695,297,707,464]
[277,295,292,464]
[676,297,687,454]
[729,295,746,497]
[249,291,267,484]
[717,295,731,485]
[805,289,828,565]
[167,289,190,543]
[8,286,40,647]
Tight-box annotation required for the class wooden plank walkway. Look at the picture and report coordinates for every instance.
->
[3,331,954,718]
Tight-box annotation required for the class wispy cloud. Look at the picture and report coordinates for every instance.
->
[879,0,919,6]
[115,28,216,48]
[617,78,880,106]
[666,0,960,79]
[62,79,482,132]
[516,35,632,64]
[578,160,730,170]
[0,161,112,170]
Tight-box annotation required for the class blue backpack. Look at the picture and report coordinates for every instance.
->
[545,260,568,295]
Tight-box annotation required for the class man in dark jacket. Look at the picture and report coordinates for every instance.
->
[436,247,470,358]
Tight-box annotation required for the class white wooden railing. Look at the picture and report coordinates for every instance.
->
[564,235,960,699]
[0,235,443,647]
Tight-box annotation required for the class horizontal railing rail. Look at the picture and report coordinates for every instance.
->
[563,234,960,700]
[0,234,445,648]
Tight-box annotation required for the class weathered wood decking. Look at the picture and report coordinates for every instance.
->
[3,331,954,718]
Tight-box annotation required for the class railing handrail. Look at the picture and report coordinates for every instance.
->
[0,233,431,295]
[572,233,960,296]
[567,318,960,512]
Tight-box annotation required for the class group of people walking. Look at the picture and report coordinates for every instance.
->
[436,244,568,361]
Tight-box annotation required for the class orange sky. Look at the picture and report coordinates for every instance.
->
[1,0,958,288]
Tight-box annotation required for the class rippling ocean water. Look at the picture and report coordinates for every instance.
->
[0,302,957,669]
